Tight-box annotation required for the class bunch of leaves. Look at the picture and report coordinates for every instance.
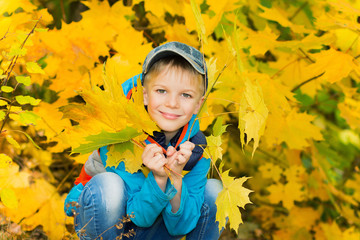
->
[62,57,159,173]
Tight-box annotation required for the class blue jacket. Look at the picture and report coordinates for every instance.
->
[64,74,210,236]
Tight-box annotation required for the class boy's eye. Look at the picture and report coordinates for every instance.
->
[182,93,192,98]
[156,89,166,94]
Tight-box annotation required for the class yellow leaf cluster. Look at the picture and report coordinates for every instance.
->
[264,109,323,149]
[3,179,68,240]
[62,58,159,145]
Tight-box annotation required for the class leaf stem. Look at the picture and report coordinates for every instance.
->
[289,2,308,21]
[196,111,240,120]
[206,97,241,105]
[291,72,325,92]
[202,146,223,183]
[299,48,315,63]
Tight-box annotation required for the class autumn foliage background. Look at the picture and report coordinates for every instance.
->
[1,0,360,239]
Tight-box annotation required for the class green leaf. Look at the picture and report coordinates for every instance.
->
[0,110,6,120]
[213,116,228,137]
[1,188,18,209]
[72,127,142,154]
[15,76,31,86]
[35,27,48,32]
[26,62,45,74]
[18,111,40,125]
[8,45,27,57]
[1,86,13,93]
[15,95,41,105]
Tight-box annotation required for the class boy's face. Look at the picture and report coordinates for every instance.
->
[143,66,204,136]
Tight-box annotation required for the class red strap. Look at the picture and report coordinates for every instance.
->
[126,87,138,100]
[146,123,188,153]
[175,123,188,149]
[146,136,167,154]
[74,165,92,185]
[126,89,133,99]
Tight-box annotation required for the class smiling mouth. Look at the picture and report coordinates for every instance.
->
[160,111,181,120]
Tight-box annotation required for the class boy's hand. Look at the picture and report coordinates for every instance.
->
[167,141,195,176]
[142,144,168,178]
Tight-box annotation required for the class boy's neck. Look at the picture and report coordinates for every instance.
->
[164,130,178,145]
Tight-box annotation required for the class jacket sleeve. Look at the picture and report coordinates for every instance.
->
[162,156,210,235]
[98,146,178,228]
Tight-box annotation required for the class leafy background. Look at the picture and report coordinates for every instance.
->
[1,0,360,239]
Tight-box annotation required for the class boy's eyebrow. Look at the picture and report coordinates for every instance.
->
[151,84,197,93]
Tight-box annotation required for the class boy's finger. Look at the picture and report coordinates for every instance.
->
[176,154,187,165]
[166,146,176,156]
[180,141,195,151]
[149,146,163,156]
[179,148,192,158]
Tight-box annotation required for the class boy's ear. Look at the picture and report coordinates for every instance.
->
[143,87,148,105]
[193,96,205,114]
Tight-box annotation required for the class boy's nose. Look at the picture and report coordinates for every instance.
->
[165,94,179,108]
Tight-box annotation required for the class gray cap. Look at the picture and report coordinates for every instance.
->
[142,41,208,93]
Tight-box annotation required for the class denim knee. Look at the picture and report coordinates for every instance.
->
[77,172,128,237]
[81,172,126,210]
[204,179,223,208]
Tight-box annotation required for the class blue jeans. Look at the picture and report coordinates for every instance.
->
[74,172,223,240]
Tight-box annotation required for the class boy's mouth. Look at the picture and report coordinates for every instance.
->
[160,111,181,120]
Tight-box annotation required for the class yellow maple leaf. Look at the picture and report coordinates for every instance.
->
[111,30,153,67]
[338,96,360,130]
[62,58,158,137]
[0,0,37,14]
[254,71,294,116]
[257,4,309,34]
[258,163,282,182]
[215,170,252,233]
[34,101,72,140]
[164,23,199,48]
[314,222,348,240]
[106,141,143,173]
[243,25,279,56]
[345,173,360,202]
[305,48,358,84]
[0,164,30,189]
[205,135,223,161]
[264,109,323,149]
[267,181,305,209]
[288,207,320,231]
[239,77,268,156]
[4,179,68,240]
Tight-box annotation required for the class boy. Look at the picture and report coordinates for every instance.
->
[64,42,223,239]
